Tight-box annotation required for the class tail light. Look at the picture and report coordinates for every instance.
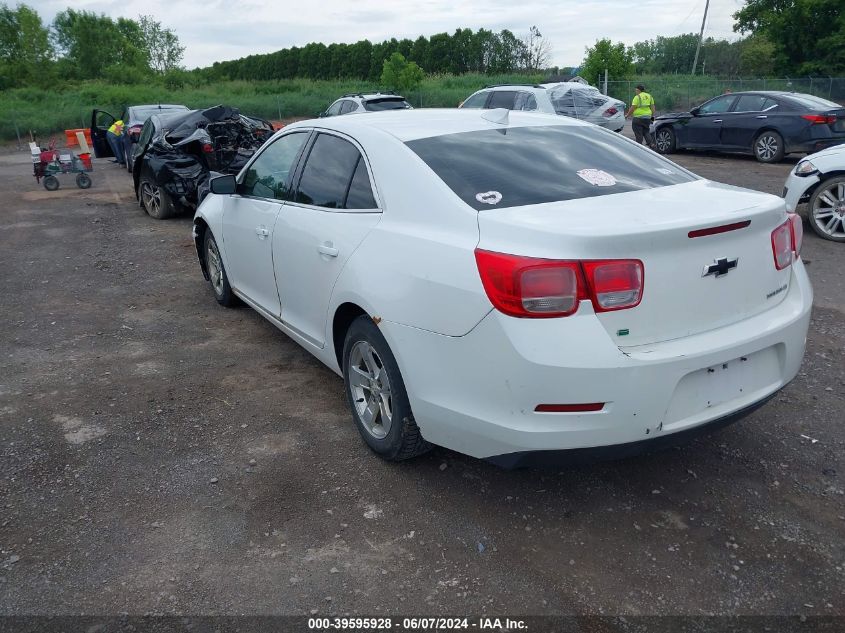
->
[801,114,836,125]
[202,143,214,153]
[603,107,618,117]
[582,260,644,311]
[771,213,802,270]
[474,250,643,318]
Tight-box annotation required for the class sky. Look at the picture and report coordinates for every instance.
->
[29,0,748,70]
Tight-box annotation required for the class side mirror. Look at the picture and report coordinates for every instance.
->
[318,111,326,118]
[690,107,700,116]
[210,174,236,195]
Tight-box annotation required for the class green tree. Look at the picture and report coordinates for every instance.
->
[380,52,424,94]
[734,0,845,74]
[581,38,633,84]
[52,9,148,79]
[137,15,184,73]
[0,3,53,86]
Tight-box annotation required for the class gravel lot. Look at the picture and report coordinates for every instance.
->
[0,132,843,619]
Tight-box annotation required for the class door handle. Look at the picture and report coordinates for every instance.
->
[317,243,339,257]
[255,226,269,239]
[756,115,767,119]
[713,119,722,123]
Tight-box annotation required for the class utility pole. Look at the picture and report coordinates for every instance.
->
[691,0,710,75]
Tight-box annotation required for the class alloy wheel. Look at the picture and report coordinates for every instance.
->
[756,134,778,161]
[141,181,160,215]
[206,238,224,296]
[812,181,845,240]
[655,129,672,152]
[347,340,393,439]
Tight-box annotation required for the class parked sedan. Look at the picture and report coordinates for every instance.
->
[133,105,274,219]
[653,91,845,163]
[193,109,811,467]
[783,143,845,241]
[459,83,626,132]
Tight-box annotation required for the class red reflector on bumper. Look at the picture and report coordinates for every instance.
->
[688,220,751,238]
[535,403,604,413]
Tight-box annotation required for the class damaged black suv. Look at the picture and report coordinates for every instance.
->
[133,105,274,219]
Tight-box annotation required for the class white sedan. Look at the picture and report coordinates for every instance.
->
[193,109,812,467]
[783,143,845,242]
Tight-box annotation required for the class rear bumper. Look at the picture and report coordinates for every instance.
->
[382,262,812,460]
[486,392,776,468]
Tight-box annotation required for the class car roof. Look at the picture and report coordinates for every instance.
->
[338,93,406,101]
[285,107,587,142]
[129,104,189,110]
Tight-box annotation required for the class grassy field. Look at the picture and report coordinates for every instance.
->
[5,72,842,144]
[0,73,544,143]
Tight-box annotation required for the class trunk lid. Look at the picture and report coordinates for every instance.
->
[476,179,793,347]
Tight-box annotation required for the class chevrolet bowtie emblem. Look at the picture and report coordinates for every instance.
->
[702,257,739,278]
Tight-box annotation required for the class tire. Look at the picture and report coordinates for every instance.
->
[807,175,845,242]
[203,231,238,306]
[43,175,59,191]
[139,175,176,220]
[75,173,92,189]
[654,126,676,154]
[754,130,785,163]
[342,316,431,461]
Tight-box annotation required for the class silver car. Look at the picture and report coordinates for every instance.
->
[459,83,626,132]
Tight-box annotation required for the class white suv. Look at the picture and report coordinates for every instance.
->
[322,93,413,117]
[460,83,626,132]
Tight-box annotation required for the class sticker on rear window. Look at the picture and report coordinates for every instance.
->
[576,169,616,187]
[475,191,503,205]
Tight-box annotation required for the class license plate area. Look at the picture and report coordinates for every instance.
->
[663,346,782,428]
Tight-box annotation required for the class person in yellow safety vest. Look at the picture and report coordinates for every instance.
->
[106,119,126,166]
[625,84,656,149]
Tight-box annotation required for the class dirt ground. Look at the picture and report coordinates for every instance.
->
[0,131,843,620]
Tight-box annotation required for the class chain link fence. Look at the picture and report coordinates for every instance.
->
[605,78,845,112]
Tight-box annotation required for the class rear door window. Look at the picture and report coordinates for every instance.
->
[733,95,767,112]
[488,91,518,109]
[240,132,309,200]
[406,125,696,211]
[515,92,538,111]
[295,133,376,209]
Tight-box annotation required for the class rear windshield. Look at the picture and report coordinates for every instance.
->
[784,94,842,110]
[406,125,696,210]
[131,105,189,122]
[363,98,411,111]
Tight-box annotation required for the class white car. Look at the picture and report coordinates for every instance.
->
[193,108,811,467]
[783,143,845,242]
[459,83,626,132]
[322,93,412,117]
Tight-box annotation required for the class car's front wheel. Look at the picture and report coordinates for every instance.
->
[654,126,676,154]
[808,175,845,242]
[754,131,784,163]
[342,316,431,461]
[139,176,176,220]
[204,231,238,306]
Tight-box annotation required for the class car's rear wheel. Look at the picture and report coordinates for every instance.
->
[654,126,676,154]
[204,231,238,306]
[808,176,845,242]
[754,131,784,163]
[342,316,431,461]
[139,176,175,220]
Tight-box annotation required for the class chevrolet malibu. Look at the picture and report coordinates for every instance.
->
[192,109,812,467]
